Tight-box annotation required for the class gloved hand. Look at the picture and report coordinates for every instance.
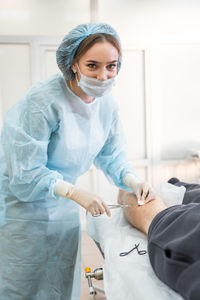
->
[55,180,111,216]
[68,186,111,216]
[123,174,156,205]
[130,181,156,205]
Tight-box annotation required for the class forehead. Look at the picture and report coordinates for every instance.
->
[79,41,119,62]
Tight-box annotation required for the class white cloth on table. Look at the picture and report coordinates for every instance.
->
[86,183,186,300]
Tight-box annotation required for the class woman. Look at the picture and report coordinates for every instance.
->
[0,23,155,299]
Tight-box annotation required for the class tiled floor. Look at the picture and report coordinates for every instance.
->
[81,231,106,300]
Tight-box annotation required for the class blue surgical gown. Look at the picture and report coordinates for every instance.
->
[0,73,134,299]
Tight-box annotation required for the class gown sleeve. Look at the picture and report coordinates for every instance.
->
[1,105,63,202]
[94,108,140,191]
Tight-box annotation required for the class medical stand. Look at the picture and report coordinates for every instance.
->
[85,267,104,298]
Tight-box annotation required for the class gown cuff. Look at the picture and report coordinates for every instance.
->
[54,179,74,198]
[123,173,142,188]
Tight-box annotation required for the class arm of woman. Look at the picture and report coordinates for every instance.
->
[1,103,111,215]
[93,108,155,204]
[1,105,62,202]
[93,108,138,191]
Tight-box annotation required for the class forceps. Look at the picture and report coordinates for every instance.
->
[108,204,133,210]
[93,204,133,217]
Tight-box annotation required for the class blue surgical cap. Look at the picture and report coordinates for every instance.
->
[56,23,122,80]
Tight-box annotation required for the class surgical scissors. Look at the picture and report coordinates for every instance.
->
[119,243,147,256]
[93,203,133,217]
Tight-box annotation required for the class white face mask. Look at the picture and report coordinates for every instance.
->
[76,68,116,98]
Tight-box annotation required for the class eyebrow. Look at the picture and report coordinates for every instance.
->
[86,60,118,64]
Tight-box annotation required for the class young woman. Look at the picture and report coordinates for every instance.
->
[0,23,155,299]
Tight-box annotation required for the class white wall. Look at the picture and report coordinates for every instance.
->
[0,0,90,35]
[160,44,200,159]
[99,0,200,43]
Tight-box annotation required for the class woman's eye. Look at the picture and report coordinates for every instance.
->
[107,64,117,70]
[87,64,96,69]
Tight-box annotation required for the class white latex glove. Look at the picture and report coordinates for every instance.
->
[55,180,111,216]
[123,174,156,205]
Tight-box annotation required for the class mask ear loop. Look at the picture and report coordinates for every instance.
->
[72,64,81,87]
[75,64,81,75]
[69,68,77,91]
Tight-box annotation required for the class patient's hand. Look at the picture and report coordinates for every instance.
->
[118,190,167,235]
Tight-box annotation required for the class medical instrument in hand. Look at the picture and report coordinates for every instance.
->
[119,243,147,256]
[93,203,133,217]
[108,204,133,209]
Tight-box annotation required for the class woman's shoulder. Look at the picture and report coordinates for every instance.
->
[4,74,65,128]
[25,73,65,111]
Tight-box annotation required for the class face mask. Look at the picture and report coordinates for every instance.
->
[76,68,116,98]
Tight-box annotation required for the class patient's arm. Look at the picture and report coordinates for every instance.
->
[117,190,167,235]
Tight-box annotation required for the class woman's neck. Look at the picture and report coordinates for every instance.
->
[66,79,95,104]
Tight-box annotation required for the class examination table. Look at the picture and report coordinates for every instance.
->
[86,182,186,300]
